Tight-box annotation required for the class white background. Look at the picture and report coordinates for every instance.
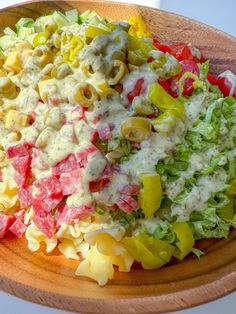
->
[0,0,236,313]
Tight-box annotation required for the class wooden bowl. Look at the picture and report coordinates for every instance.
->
[0,1,236,313]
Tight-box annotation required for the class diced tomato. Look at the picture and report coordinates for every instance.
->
[52,154,78,176]
[179,60,200,96]
[97,123,112,141]
[33,215,55,238]
[158,78,171,92]
[89,178,110,193]
[153,39,172,53]
[9,218,27,238]
[6,143,28,159]
[12,155,31,174]
[0,212,15,238]
[116,194,139,213]
[170,43,203,63]
[180,60,200,76]
[34,175,61,199]
[59,169,81,195]
[76,144,97,168]
[120,184,140,196]
[207,73,218,85]
[147,56,154,63]
[50,97,60,106]
[18,188,32,208]
[127,78,145,103]
[217,72,236,98]
[72,105,86,121]
[55,204,94,227]
[24,141,36,150]
[91,130,99,143]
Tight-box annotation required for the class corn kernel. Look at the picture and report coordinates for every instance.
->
[5,110,29,131]
[4,51,22,74]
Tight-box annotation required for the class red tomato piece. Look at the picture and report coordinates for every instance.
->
[217,73,236,98]
[127,78,145,103]
[0,212,16,238]
[158,78,171,93]
[56,204,95,226]
[76,144,97,168]
[97,123,112,141]
[72,105,86,121]
[12,155,31,174]
[59,169,81,195]
[52,154,78,175]
[170,42,203,63]
[147,56,154,63]
[179,60,200,96]
[89,178,110,193]
[34,175,62,199]
[9,218,27,238]
[18,188,32,208]
[207,73,218,85]
[120,184,140,196]
[6,143,28,159]
[116,194,139,213]
[33,215,55,238]
[153,39,172,53]
[180,60,200,76]
[90,130,99,143]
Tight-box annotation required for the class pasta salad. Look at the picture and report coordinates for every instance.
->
[0,9,236,286]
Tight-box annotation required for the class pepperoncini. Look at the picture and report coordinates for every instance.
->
[148,82,185,119]
[139,173,162,218]
[33,31,50,48]
[226,179,236,196]
[127,35,155,56]
[128,16,151,38]
[85,25,111,38]
[217,198,234,221]
[151,109,177,134]
[121,117,152,142]
[172,222,194,260]
[179,71,204,96]
[63,36,84,64]
[123,232,175,269]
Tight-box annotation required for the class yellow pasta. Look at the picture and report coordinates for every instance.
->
[25,223,57,253]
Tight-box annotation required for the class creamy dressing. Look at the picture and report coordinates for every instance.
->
[171,169,227,221]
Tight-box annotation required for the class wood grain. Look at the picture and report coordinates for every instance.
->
[0,1,236,313]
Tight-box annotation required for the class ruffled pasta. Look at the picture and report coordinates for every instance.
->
[25,223,57,253]
[0,170,19,213]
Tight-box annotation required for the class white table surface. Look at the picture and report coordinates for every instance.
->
[0,0,235,313]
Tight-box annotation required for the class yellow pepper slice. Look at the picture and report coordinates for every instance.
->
[217,198,234,221]
[33,31,50,48]
[151,109,178,134]
[123,232,175,269]
[172,222,194,260]
[128,16,151,38]
[178,71,204,96]
[85,25,111,38]
[227,179,236,196]
[148,82,185,119]
[139,173,162,218]
[121,117,152,142]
